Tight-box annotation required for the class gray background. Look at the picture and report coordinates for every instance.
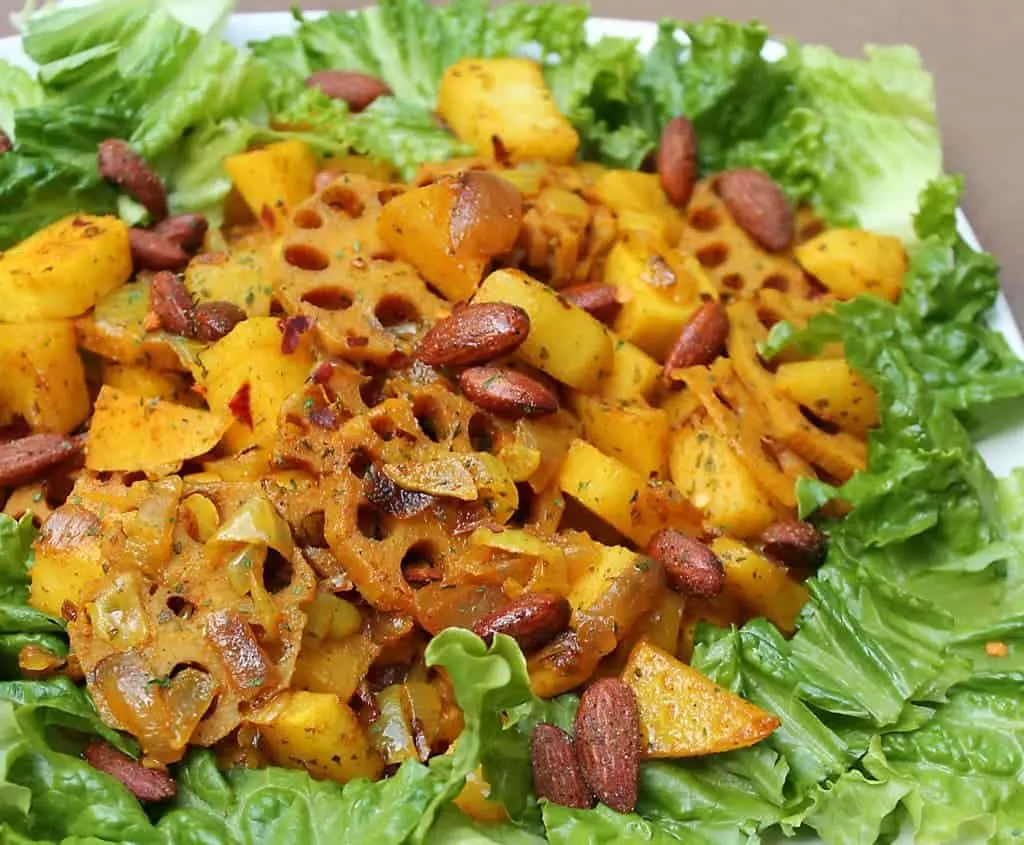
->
[3,0,1022,319]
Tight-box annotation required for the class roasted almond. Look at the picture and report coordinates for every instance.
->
[97,138,167,220]
[0,128,12,154]
[759,520,826,569]
[663,300,729,378]
[658,116,699,207]
[531,723,595,809]
[716,168,794,253]
[561,283,622,325]
[306,70,392,112]
[648,529,725,598]
[458,367,558,419]
[574,677,640,814]
[153,213,208,253]
[83,739,176,802]
[194,301,246,342]
[130,229,190,273]
[417,302,530,366]
[471,592,571,651]
[0,434,82,487]
[149,271,196,336]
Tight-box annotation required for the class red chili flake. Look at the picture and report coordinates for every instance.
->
[308,406,339,430]
[228,382,254,429]
[193,252,228,265]
[279,315,312,354]
[346,336,369,348]
[260,204,276,230]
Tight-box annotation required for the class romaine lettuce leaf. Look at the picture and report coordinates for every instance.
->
[0,60,43,138]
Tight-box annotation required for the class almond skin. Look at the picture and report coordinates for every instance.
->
[153,214,208,253]
[83,740,176,803]
[458,366,558,419]
[149,271,196,336]
[194,301,246,342]
[471,592,571,651]
[658,116,699,207]
[97,139,167,220]
[306,70,392,112]
[0,434,82,487]
[663,300,729,378]
[759,520,826,569]
[717,168,794,252]
[417,302,530,366]
[130,229,190,273]
[574,677,641,814]
[648,529,725,598]
[561,283,622,325]
[531,723,595,809]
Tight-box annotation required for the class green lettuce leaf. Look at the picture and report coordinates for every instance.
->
[0,60,43,138]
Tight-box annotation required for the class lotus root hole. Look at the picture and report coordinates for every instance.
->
[284,243,331,272]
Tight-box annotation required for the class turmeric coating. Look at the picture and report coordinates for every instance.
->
[1,70,906,795]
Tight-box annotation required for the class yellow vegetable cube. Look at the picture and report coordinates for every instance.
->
[623,640,779,758]
[558,438,702,545]
[184,233,273,316]
[86,386,231,473]
[774,358,880,437]
[438,58,579,164]
[377,176,521,302]
[474,269,613,391]
[601,337,662,403]
[0,215,131,322]
[604,235,714,359]
[795,228,906,302]
[591,170,684,244]
[711,537,809,634]
[669,417,777,539]
[30,523,105,617]
[199,317,315,453]
[292,633,379,702]
[223,140,318,233]
[574,394,670,478]
[0,320,89,434]
[260,691,382,783]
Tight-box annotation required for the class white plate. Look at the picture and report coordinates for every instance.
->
[0,16,1019,843]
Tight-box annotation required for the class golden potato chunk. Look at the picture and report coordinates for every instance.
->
[795,228,906,302]
[622,640,780,758]
[438,58,579,164]
[0,215,131,321]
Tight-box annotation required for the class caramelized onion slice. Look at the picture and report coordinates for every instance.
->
[448,171,523,256]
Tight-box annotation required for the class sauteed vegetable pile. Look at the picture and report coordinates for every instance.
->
[0,2,1022,844]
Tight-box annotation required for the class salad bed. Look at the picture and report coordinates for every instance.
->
[0,1,1022,844]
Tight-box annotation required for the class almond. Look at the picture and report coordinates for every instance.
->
[531,723,595,809]
[130,229,190,272]
[574,677,640,814]
[149,271,196,336]
[153,214,208,253]
[97,139,167,220]
[471,592,571,651]
[83,740,176,802]
[663,300,729,378]
[417,302,530,366]
[0,129,12,154]
[0,434,81,487]
[561,283,622,325]
[648,529,725,598]
[759,520,826,569]
[658,116,699,207]
[194,301,246,342]
[716,168,794,252]
[458,367,558,419]
[306,70,392,112]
